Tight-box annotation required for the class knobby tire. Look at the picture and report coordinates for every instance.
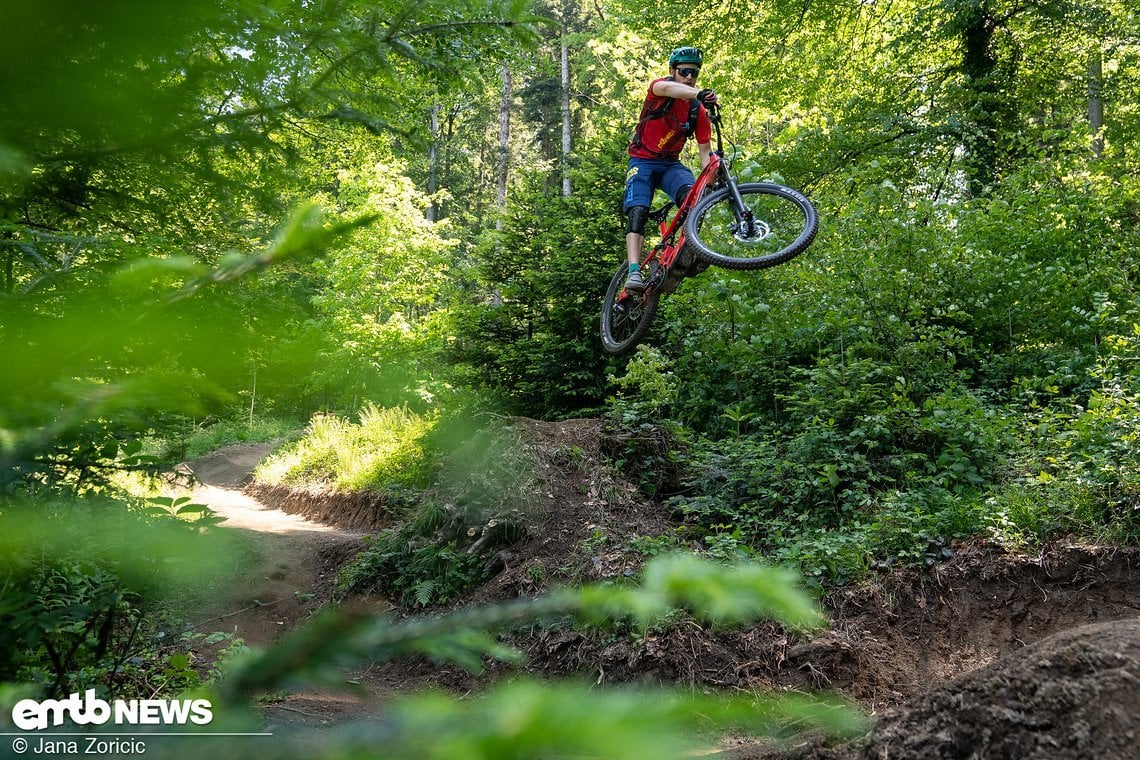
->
[685,182,818,270]
[600,262,659,356]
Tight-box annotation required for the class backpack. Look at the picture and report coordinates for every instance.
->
[630,92,700,158]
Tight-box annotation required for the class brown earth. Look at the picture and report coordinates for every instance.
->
[184,420,1140,756]
[182,444,369,649]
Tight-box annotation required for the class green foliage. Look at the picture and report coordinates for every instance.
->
[142,496,226,528]
[351,681,857,760]
[254,405,436,492]
[306,151,460,411]
[0,558,133,694]
[663,300,1140,581]
[597,86,1140,579]
[609,344,682,421]
[987,331,1140,545]
[338,522,493,608]
[425,415,547,517]
[337,416,541,606]
[1,0,550,710]
[178,417,302,461]
[0,205,370,493]
[0,497,245,697]
[448,141,628,418]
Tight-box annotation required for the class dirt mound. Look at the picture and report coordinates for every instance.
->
[815,542,1140,706]
[244,483,391,533]
[507,542,1140,703]
[864,617,1140,760]
[461,417,676,605]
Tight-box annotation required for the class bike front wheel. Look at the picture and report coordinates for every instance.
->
[600,263,660,356]
[685,182,818,270]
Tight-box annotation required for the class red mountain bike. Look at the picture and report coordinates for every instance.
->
[600,103,818,355]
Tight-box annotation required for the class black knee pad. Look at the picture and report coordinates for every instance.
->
[625,205,649,235]
[675,185,692,205]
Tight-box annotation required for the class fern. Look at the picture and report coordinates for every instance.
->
[413,579,437,606]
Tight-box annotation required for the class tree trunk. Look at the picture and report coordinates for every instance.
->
[959,6,1000,197]
[2,234,13,295]
[1087,49,1105,159]
[560,19,573,197]
[497,64,512,228]
[427,102,441,221]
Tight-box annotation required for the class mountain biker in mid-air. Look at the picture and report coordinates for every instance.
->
[623,45,719,292]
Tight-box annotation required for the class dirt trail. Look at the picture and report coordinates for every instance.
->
[184,444,367,648]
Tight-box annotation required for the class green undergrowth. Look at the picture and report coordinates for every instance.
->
[253,404,436,492]
[0,492,251,700]
[245,408,543,607]
[336,416,542,607]
[177,415,303,461]
[605,331,1140,587]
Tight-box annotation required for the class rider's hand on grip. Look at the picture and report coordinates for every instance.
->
[696,88,718,107]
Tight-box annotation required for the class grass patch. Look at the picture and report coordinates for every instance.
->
[253,405,435,493]
[180,416,301,460]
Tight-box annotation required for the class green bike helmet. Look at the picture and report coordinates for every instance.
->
[668,46,703,68]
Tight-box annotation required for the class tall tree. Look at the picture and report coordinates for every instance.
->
[498,64,514,221]
[560,3,574,196]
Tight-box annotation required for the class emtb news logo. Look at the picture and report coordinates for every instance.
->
[11,690,213,730]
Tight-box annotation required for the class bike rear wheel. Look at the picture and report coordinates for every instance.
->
[600,262,659,356]
[685,182,817,270]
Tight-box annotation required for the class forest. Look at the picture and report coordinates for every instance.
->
[2,0,1140,756]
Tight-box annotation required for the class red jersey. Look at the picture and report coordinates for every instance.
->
[628,78,712,160]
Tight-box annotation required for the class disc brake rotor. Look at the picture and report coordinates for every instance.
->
[732,218,771,243]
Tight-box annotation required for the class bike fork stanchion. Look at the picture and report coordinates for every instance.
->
[725,179,757,237]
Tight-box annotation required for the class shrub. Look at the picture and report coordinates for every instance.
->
[0,496,244,698]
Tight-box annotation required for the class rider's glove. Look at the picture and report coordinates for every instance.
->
[696,88,718,107]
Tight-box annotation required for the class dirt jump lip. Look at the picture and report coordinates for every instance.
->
[860,617,1140,760]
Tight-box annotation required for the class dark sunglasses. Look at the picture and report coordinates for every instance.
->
[676,67,700,79]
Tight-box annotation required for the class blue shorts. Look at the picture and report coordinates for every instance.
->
[623,157,696,210]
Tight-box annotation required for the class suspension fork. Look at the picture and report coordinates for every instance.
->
[722,174,756,235]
